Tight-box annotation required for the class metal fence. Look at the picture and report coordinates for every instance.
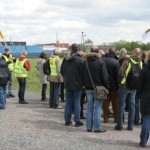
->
[0,45,57,57]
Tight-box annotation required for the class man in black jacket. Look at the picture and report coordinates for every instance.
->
[61,43,84,127]
[0,53,10,109]
[83,46,109,132]
[102,53,120,123]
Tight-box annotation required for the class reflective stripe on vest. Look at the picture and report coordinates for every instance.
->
[121,58,142,85]
[14,59,28,77]
[49,57,58,76]
[2,54,14,71]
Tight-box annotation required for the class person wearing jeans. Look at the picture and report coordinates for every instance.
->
[0,53,10,109]
[17,78,26,102]
[37,52,48,101]
[116,86,136,129]
[65,90,82,124]
[49,82,61,108]
[83,46,109,132]
[115,48,142,131]
[139,50,150,148]
[14,50,30,104]
[61,43,84,127]
[86,90,103,131]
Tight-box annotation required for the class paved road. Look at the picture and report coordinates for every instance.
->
[0,91,149,150]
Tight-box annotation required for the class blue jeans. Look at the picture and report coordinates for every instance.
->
[17,78,26,101]
[86,90,103,130]
[42,84,47,99]
[64,90,82,123]
[0,85,7,109]
[49,82,61,108]
[117,86,136,128]
[140,115,150,145]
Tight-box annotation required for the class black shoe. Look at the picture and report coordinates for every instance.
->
[134,122,140,126]
[126,127,133,131]
[94,129,106,133]
[6,94,10,98]
[9,94,15,98]
[114,125,123,131]
[41,98,46,101]
[19,101,29,104]
[74,122,84,127]
[81,115,86,119]
[87,129,92,132]
[139,142,146,148]
[65,121,72,126]
[61,99,65,102]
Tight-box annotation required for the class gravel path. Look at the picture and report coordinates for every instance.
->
[0,91,149,150]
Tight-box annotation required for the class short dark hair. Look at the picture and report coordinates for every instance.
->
[71,43,78,52]
[39,52,47,59]
[5,48,9,52]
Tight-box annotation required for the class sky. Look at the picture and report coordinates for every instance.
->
[0,0,150,45]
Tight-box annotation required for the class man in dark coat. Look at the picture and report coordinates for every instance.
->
[61,43,84,127]
[83,46,109,132]
[102,53,120,123]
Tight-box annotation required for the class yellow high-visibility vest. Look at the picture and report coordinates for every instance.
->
[14,59,28,77]
[121,58,142,85]
[2,54,14,71]
[49,57,59,76]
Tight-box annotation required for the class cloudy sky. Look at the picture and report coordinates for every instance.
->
[0,0,150,45]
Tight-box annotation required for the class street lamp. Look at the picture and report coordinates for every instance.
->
[81,32,86,51]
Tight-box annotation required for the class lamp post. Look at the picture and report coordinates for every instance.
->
[81,32,86,51]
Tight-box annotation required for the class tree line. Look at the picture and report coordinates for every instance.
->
[114,40,150,51]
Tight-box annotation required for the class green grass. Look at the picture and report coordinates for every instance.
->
[13,57,49,94]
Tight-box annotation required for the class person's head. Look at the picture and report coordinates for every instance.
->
[119,48,127,58]
[21,50,27,57]
[133,48,141,58]
[4,48,10,55]
[108,47,116,53]
[53,48,61,55]
[91,45,99,53]
[0,53,2,59]
[141,51,147,61]
[99,50,105,57]
[145,50,150,64]
[39,52,47,59]
[71,43,79,53]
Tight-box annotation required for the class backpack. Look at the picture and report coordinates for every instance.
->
[126,59,142,90]
[43,60,50,75]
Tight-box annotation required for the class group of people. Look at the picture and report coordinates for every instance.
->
[0,44,150,148]
[0,48,30,109]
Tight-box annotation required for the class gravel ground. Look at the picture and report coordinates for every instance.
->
[0,91,149,150]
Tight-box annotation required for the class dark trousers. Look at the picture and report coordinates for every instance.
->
[103,91,118,123]
[49,82,61,108]
[60,82,64,101]
[41,84,47,99]
[134,90,140,123]
[80,92,86,117]
[17,78,26,101]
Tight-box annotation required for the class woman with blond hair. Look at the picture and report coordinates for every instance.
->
[139,50,150,148]
[14,50,30,104]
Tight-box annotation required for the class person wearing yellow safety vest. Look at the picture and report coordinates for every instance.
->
[115,48,142,131]
[14,50,30,104]
[2,48,15,98]
[45,48,63,109]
